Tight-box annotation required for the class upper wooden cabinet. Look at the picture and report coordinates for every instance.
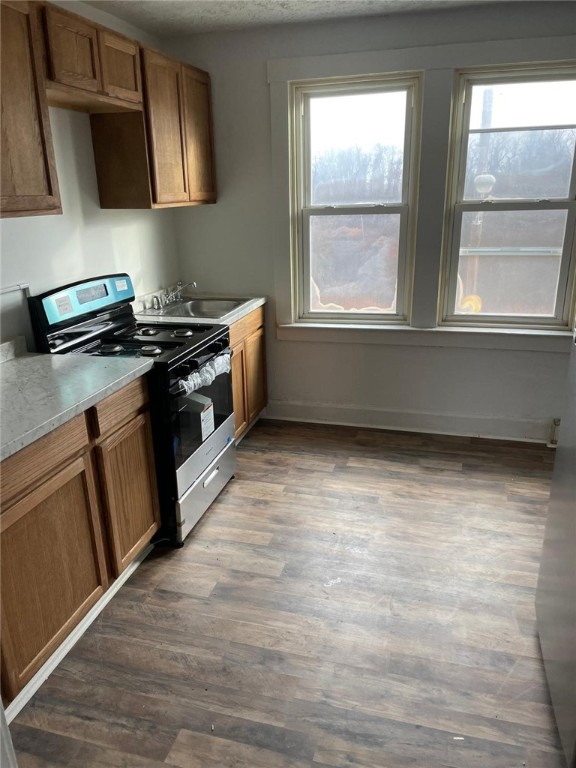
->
[99,30,142,104]
[42,4,142,112]
[90,48,216,208]
[143,49,189,204]
[0,0,61,218]
[44,5,102,93]
[0,0,215,215]
[181,65,216,202]
[143,51,216,205]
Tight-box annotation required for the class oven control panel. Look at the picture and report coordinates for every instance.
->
[29,274,135,331]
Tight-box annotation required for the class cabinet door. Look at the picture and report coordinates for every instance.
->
[0,1,61,217]
[181,65,216,202]
[44,6,102,93]
[99,30,142,103]
[142,49,189,204]
[95,413,160,576]
[0,455,108,699]
[232,341,248,441]
[245,327,267,425]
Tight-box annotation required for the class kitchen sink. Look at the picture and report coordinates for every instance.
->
[137,295,262,324]
[157,297,247,318]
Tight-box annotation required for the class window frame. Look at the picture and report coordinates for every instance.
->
[290,73,422,325]
[441,65,576,331]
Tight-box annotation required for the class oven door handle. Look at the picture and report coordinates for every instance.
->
[191,345,231,369]
[169,349,232,397]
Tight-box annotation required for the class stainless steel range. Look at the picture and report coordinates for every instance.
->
[28,273,236,546]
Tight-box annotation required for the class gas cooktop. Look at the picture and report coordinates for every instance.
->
[73,323,225,361]
[76,339,180,359]
[132,323,214,342]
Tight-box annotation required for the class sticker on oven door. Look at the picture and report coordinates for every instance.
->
[185,393,215,441]
[200,402,215,441]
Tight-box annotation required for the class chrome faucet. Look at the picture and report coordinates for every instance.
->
[165,281,197,304]
[175,280,197,300]
[159,281,198,308]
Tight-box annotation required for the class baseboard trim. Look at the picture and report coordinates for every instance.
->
[266,400,552,443]
[5,545,153,724]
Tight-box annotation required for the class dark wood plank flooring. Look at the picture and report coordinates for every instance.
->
[10,420,565,767]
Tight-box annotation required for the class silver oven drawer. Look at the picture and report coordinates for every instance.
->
[175,413,235,499]
[175,440,236,543]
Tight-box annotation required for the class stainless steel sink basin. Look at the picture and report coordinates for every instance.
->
[159,298,246,318]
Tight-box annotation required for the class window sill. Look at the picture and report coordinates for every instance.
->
[276,322,574,352]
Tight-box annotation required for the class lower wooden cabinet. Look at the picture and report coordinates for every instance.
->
[230,307,267,441]
[95,412,160,576]
[0,376,160,702]
[244,326,266,426]
[231,341,248,438]
[0,454,108,700]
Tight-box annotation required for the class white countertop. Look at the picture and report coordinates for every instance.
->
[0,354,153,461]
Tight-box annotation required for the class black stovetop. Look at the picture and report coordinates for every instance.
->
[71,321,227,363]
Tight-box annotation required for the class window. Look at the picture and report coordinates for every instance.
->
[290,74,421,324]
[443,68,576,329]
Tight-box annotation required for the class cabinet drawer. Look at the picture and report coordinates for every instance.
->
[91,377,148,439]
[0,415,89,509]
[229,306,264,347]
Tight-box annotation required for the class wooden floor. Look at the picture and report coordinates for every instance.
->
[10,420,566,768]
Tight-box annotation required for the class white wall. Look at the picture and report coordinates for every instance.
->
[0,3,179,349]
[1,2,574,440]
[166,2,576,441]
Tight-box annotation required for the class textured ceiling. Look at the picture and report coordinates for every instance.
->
[86,0,507,35]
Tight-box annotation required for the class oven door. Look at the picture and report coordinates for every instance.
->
[169,347,234,498]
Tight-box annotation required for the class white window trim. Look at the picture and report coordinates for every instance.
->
[268,34,576,348]
[441,65,576,331]
[290,74,422,325]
